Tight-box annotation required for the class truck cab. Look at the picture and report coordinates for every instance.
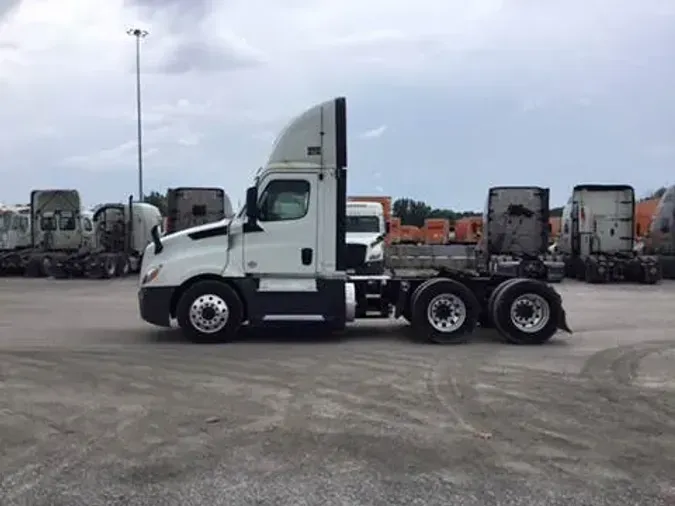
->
[345,200,388,316]
[139,97,351,336]
[558,184,660,283]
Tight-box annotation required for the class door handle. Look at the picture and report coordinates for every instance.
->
[301,248,313,265]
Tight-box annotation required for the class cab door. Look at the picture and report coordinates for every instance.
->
[243,171,318,277]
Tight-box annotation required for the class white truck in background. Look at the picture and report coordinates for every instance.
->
[137,96,571,346]
[345,200,388,316]
[0,205,32,274]
[557,184,661,283]
[165,187,234,235]
[475,186,564,282]
[0,190,163,279]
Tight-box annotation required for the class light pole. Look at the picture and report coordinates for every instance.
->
[127,27,149,202]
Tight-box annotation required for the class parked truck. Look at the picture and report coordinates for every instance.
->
[138,96,571,345]
[558,184,661,283]
[165,187,233,235]
[642,185,675,278]
[346,199,389,317]
[0,205,32,274]
[48,198,163,278]
[475,186,564,282]
[16,190,162,279]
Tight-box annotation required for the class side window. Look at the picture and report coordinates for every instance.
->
[82,217,93,232]
[257,180,310,222]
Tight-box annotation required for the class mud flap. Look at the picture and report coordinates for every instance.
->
[556,296,573,333]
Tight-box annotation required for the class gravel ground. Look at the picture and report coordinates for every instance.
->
[1,278,674,505]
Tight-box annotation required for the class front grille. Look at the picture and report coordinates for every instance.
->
[345,243,367,269]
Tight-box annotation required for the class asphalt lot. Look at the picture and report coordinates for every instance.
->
[1,278,675,506]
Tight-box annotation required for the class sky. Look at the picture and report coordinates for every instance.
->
[0,0,674,211]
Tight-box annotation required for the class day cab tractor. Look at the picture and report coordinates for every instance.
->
[137,97,572,345]
[0,204,31,274]
[557,184,661,284]
[23,189,94,277]
[475,186,564,283]
[48,197,163,279]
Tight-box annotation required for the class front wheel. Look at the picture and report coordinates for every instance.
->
[411,278,479,344]
[176,281,244,344]
[492,278,561,345]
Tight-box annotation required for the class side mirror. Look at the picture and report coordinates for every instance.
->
[245,186,258,222]
[385,221,390,234]
[660,224,669,234]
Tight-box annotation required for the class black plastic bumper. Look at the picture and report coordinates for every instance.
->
[138,286,175,327]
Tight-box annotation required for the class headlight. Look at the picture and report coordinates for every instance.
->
[141,264,162,284]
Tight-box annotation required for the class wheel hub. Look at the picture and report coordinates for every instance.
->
[189,294,229,334]
[509,294,550,333]
[427,294,467,332]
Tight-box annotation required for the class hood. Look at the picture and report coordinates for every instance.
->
[346,232,381,247]
[163,218,231,241]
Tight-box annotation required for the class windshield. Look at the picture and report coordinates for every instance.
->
[346,215,381,233]
[0,212,11,231]
[41,216,56,231]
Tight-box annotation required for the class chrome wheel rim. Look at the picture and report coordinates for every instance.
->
[509,294,550,333]
[189,294,229,334]
[427,294,466,332]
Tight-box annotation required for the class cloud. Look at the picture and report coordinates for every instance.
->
[0,0,673,210]
[360,125,388,139]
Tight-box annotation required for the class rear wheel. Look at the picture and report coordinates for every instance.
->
[101,255,117,279]
[176,280,244,344]
[411,278,479,344]
[492,278,560,345]
[486,278,520,327]
[115,253,130,277]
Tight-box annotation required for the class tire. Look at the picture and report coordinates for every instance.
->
[176,280,244,344]
[486,278,521,327]
[115,253,130,277]
[40,256,52,277]
[492,278,561,345]
[411,278,480,344]
[101,255,116,279]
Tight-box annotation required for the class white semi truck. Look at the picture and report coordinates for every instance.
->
[346,200,388,316]
[18,190,162,278]
[475,186,565,282]
[558,184,661,283]
[137,97,571,345]
[0,205,32,274]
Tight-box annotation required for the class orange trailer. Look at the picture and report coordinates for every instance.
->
[388,216,402,244]
[399,225,422,244]
[454,217,483,243]
[423,218,450,244]
[635,198,659,238]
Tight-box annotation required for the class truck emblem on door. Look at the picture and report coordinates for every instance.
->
[247,261,257,268]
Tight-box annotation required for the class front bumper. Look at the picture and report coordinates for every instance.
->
[138,286,175,327]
